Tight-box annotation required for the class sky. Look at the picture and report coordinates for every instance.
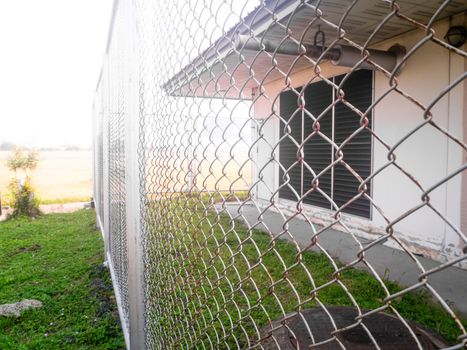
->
[0,0,114,148]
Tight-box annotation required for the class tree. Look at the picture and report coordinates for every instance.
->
[6,148,39,176]
[6,148,41,218]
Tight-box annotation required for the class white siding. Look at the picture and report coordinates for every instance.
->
[372,16,465,260]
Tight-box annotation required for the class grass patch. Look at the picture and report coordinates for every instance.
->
[38,196,92,205]
[0,210,124,350]
[145,198,466,348]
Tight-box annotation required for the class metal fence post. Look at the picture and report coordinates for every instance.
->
[102,60,111,260]
[124,0,145,348]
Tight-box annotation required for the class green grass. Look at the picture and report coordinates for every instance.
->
[0,210,125,350]
[145,197,466,348]
[37,196,92,205]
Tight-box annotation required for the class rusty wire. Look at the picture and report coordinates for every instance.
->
[95,0,467,349]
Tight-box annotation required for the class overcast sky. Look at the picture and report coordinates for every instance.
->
[0,0,113,148]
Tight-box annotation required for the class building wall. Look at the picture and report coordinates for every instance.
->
[371,15,466,261]
[252,15,466,265]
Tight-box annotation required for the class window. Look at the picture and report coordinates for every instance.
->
[279,70,373,218]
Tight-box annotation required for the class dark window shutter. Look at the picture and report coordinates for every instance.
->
[303,80,333,208]
[334,70,373,218]
[278,71,373,218]
[279,89,303,201]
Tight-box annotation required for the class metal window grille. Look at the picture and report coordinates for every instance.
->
[94,0,467,349]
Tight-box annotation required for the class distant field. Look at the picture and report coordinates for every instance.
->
[0,151,92,205]
[0,150,251,205]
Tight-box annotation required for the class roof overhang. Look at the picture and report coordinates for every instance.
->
[163,0,466,100]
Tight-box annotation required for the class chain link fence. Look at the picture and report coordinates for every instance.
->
[94,0,467,348]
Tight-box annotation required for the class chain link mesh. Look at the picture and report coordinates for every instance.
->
[93,91,105,224]
[104,1,130,330]
[95,0,467,348]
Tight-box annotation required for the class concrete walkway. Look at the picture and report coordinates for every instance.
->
[220,203,467,316]
[0,208,12,221]
[39,201,90,214]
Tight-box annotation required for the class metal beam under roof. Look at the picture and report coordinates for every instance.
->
[163,0,466,99]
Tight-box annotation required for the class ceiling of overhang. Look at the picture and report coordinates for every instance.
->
[164,0,466,99]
